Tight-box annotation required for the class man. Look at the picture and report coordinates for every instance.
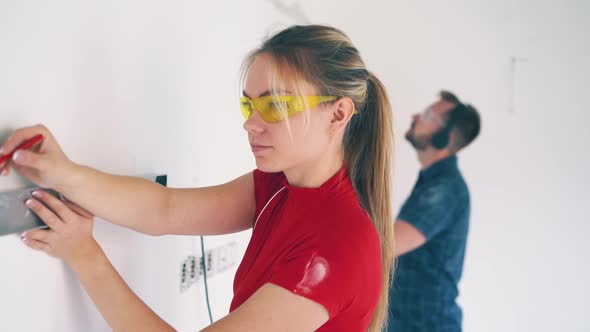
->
[388,91,481,331]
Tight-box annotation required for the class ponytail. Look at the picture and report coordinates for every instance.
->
[344,72,395,332]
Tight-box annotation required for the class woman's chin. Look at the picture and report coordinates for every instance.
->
[254,159,282,173]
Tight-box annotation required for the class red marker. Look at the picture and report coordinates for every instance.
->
[0,134,45,165]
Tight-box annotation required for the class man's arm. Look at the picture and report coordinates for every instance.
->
[395,182,459,257]
[394,220,427,257]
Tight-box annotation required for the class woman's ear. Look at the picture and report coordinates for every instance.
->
[330,97,355,129]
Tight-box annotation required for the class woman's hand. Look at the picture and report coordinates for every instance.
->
[20,190,99,266]
[0,124,78,189]
[19,191,178,332]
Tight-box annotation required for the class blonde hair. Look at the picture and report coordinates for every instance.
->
[242,25,395,331]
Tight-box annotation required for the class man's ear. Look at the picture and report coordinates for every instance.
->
[331,97,355,130]
[448,128,461,152]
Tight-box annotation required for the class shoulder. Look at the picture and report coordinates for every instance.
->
[315,202,381,263]
[415,175,468,205]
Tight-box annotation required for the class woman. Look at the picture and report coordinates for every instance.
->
[0,25,394,331]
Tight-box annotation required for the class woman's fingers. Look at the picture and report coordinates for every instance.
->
[23,229,56,243]
[25,197,65,232]
[0,165,9,176]
[22,237,52,253]
[12,149,48,170]
[0,155,11,175]
[0,125,73,189]
[31,191,76,224]
[21,194,95,262]
[0,124,48,156]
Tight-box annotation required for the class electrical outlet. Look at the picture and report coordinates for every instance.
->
[189,255,197,283]
[179,241,239,293]
[206,250,214,275]
[179,258,189,292]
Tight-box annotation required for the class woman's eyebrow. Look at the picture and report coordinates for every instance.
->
[242,90,292,98]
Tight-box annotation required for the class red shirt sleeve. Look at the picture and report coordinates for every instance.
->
[268,223,382,319]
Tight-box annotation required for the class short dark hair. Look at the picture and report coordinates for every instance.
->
[439,90,481,152]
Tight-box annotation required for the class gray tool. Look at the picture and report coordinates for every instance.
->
[0,186,57,236]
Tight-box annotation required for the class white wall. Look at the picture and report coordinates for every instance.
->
[0,1,254,331]
[1,0,588,331]
[0,1,195,330]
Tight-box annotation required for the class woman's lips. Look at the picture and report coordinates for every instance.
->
[250,145,272,153]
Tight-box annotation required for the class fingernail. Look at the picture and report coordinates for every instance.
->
[13,151,22,162]
[25,199,35,207]
[32,191,41,197]
[0,148,4,155]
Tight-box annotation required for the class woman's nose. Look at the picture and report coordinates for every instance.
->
[243,110,265,133]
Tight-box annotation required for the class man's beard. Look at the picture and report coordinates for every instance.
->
[405,129,431,151]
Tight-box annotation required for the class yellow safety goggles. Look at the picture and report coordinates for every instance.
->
[240,95,341,123]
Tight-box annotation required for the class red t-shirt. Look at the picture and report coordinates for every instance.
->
[230,165,382,331]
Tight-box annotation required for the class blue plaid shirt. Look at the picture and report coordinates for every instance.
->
[388,155,470,332]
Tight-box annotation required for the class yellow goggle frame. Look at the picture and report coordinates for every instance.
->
[240,95,341,123]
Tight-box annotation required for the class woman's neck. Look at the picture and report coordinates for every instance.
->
[283,152,344,188]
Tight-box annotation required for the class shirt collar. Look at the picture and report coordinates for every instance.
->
[419,155,458,181]
[281,164,350,196]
